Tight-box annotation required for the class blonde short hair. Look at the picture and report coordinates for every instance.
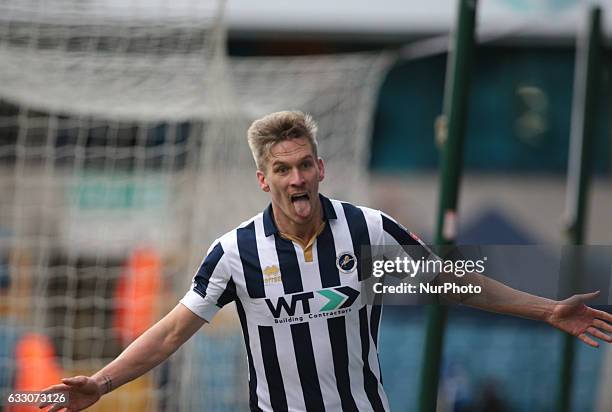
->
[247,110,319,170]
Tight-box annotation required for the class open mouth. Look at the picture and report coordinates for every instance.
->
[290,193,310,202]
[290,192,312,217]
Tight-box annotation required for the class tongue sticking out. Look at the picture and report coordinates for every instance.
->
[292,197,311,218]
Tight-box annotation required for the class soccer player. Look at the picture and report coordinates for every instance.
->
[42,111,612,412]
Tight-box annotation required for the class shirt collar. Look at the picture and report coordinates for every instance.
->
[263,193,337,237]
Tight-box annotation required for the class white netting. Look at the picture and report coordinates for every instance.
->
[0,0,225,121]
[0,1,393,411]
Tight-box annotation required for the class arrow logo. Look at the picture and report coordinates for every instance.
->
[317,287,360,311]
[317,289,345,311]
[336,286,360,308]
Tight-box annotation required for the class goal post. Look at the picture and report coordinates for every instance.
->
[0,1,393,410]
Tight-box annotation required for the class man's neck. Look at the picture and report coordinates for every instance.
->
[272,200,323,243]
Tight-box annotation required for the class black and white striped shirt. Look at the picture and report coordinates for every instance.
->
[181,195,425,412]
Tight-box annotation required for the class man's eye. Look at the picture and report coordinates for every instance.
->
[301,162,312,169]
[277,166,288,173]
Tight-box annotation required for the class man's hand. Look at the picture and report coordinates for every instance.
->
[38,304,205,411]
[547,291,612,347]
[40,376,101,412]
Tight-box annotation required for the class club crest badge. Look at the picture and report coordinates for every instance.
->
[337,252,356,273]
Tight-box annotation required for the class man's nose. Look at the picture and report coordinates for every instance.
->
[289,168,305,186]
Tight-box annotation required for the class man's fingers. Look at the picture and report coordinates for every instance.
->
[39,377,87,410]
[62,376,88,386]
[595,309,612,323]
[578,333,599,348]
[587,326,612,343]
[39,384,70,408]
[38,398,60,409]
[577,291,600,303]
[593,318,612,333]
[48,403,66,412]
[42,383,70,393]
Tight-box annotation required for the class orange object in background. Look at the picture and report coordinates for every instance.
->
[113,247,162,347]
[10,333,62,412]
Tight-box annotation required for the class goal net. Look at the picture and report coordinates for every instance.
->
[0,0,393,410]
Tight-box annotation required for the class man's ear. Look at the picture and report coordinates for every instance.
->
[256,170,270,192]
[317,158,325,182]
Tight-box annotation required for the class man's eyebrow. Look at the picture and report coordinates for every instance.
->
[296,154,315,162]
[270,154,314,167]
[270,159,288,167]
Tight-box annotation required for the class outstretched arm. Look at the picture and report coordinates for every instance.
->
[379,216,612,347]
[440,271,612,347]
[41,303,206,412]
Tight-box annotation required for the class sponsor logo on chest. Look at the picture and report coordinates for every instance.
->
[264,286,360,324]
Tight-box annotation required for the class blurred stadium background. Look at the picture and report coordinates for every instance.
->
[0,0,610,411]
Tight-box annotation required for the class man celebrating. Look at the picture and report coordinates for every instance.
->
[43,111,612,412]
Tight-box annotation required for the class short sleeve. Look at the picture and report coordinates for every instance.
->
[380,212,442,283]
[381,213,431,257]
[180,241,236,322]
